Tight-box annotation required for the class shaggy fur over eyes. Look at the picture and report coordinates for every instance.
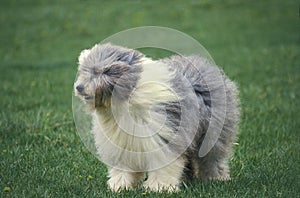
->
[74,43,240,192]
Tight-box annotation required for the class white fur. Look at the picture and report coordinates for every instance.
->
[108,168,144,191]
[78,49,91,65]
[143,156,185,192]
[92,58,183,191]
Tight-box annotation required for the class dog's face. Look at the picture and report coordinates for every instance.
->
[74,43,143,110]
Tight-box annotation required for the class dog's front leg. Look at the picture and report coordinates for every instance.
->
[143,156,185,192]
[107,168,144,192]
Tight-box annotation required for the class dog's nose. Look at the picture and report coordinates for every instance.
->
[76,84,84,93]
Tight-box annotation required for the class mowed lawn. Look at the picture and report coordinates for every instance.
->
[0,0,299,197]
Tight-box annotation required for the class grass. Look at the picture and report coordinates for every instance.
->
[0,0,299,197]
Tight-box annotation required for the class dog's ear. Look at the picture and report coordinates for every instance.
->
[95,86,103,108]
[118,50,143,67]
[78,49,91,65]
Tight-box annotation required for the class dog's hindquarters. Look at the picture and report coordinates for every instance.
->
[193,77,239,180]
[163,55,239,180]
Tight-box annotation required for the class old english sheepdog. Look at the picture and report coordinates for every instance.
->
[74,43,240,192]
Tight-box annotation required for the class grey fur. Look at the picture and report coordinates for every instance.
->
[75,43,143,110]
[74,43,240,190]
[162,55,240,179]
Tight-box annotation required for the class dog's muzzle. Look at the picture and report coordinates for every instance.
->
[75,84,92,100]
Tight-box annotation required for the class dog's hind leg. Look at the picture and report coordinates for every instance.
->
[196,147,231,181]
[196,78,239,181]
[195,114,237,180]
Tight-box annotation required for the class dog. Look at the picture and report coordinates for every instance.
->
[74,43,239,192]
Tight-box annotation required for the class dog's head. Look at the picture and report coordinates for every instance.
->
[74,43,143,111]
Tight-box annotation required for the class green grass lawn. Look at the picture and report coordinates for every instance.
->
[0,0,299,197]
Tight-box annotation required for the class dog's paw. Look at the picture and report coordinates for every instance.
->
[107,176,133,192]
[216,175,231,181]
[204,172,231,181]
[143,179,179,192]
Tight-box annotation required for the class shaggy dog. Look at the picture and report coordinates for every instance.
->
[74,43,239,192]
